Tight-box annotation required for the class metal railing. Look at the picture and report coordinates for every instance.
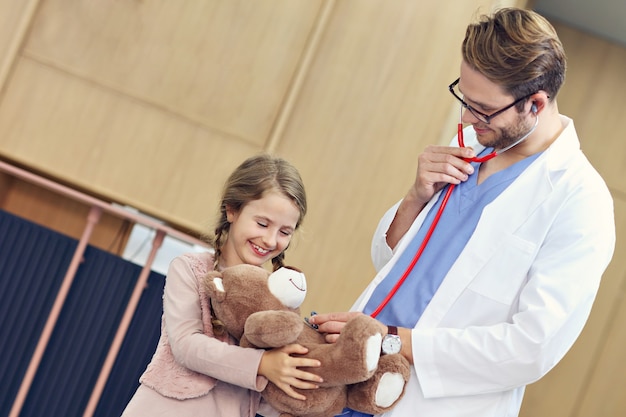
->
[0,160,210,417]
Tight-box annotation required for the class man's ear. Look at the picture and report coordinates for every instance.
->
[529,92,550,114]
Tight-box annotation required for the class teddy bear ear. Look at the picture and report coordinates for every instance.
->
[204,273,226,302]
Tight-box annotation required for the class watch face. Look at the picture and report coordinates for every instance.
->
[382,334,401,354]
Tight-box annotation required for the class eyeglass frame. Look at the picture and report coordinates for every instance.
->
[448,78,536,124]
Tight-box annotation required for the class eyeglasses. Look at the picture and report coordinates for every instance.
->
[448,78,535,124]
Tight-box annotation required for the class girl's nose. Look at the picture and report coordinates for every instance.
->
[261,230,277,249]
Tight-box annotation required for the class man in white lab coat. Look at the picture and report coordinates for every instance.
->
[309,8,615,417]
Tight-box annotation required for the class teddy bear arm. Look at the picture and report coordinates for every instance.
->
[244,310,303,348]
[304,314,385,386]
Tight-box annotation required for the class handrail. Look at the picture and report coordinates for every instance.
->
[0,159,210,248]
[0,160,211,416]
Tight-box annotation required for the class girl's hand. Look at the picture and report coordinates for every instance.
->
[258,344,322,400]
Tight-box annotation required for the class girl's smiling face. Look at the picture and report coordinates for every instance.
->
[221,190,301,268]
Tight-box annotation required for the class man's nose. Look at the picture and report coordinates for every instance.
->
[461,107,481,124]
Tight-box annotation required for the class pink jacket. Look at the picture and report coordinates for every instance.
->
[139,252,268,399]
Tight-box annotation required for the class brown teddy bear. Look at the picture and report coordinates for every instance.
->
[204,264,410,417]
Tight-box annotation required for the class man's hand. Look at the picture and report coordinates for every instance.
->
[387,145,475,248]
[307,311,386,343]
[412,145,475,203]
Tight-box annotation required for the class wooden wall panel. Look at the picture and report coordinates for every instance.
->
[0,0,326,232]
[553,25,626,195]
[23,0,323,145]
[577,272,626,415]
[0,57,260,231]
[0,0,520,290]
[0,0,36,89]
[0,0,28,55]
[278,0,520,312]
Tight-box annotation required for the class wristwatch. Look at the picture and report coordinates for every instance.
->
[381,325,402,355]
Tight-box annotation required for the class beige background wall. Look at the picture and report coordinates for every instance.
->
[0,1,623,416]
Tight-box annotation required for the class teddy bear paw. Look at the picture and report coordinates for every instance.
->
[365,333,382,372]
[374,372,406,408]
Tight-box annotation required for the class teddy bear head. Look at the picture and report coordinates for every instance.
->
[204,264,307,341]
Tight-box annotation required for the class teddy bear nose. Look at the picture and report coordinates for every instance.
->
[268,267,307,308]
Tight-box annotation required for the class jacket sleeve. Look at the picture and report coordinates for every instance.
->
[163,256,268,392]
[370,200,401,271]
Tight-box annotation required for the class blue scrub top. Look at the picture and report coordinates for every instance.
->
[363,149,542,328]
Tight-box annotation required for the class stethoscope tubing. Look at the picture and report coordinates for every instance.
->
[369,113,539,318]
[369,182,455,318]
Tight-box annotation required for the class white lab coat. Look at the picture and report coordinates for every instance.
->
[353,116,615,417]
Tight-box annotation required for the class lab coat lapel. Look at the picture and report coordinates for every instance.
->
[417,153,555,327]
[417,117,579,327]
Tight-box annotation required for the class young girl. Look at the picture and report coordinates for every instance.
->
[122,154,321,417]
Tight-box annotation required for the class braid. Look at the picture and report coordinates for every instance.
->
[210,313,226,337]
[211,207,230,270]
[210,315,226,337]
[271,252,285,271]
[210,211,229,336]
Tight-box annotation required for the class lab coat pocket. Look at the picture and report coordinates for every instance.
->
[467,234,537,305]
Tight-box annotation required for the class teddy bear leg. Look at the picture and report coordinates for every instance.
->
[345,354,410,414]
[372,371,406,408]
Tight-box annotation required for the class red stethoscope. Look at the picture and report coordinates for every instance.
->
[369,108,539,318]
